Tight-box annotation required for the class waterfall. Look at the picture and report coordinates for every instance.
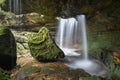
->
[56,15,109,77]
[77,15,88,59]
[55,15,88,57]
[9,0,22,14]
[9,0,12,12]
[56,17,80,56]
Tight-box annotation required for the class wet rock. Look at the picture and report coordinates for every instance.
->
[28,27,65,61]
[0,27,16,70]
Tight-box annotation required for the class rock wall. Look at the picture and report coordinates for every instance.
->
[11,29,30,57]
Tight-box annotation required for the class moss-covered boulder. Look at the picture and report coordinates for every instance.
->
[28,27,64,61]
[0,26,16,70]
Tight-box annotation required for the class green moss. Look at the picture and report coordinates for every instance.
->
[28,27,64,61]
[32,77,44,80]
[19,66,40,74]
[79,76,101,80]
[14,66,41,80]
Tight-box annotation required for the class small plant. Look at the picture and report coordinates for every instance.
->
[0,67,11,80]
[0,0,6,7]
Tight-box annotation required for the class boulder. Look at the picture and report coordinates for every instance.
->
[22,13,46,25]
[0,26,16,70]
[28,27,65,61]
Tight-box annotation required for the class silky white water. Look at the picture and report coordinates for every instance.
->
[55,15,109,77]
[77,15,88,59]
[65,57,109,77]
[56,15,88,58]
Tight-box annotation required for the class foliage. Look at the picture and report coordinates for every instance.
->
[0,67,10,80]
[0,0,6,6]
[0,9,15,26]
[98,49,120,79]
[0,9,14,19]
[87,10,120,57]
[88,31,120,54]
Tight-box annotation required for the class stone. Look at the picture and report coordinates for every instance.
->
[14,65,41,80]
[28,27,65,61]
[11,30,30,55]
[22,12,45,25]
[0,26,17,70]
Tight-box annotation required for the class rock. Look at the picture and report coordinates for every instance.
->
[16,43,29,56]
[28,27,65,61]
[22,13,46,25]
[12,30,29,43]
[0,26,16,70]
[11,30,30,56]
[13,55,90,80]
[13,65,42,80]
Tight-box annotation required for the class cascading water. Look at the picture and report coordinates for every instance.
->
[9,0,22,14]
[77,15,88,59]
[56,15,89,58]
[8,0,22,26]
[9,0,12,13]
[55,14,109,77]
[56,17,80,56]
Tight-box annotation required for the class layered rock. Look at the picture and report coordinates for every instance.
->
[0,26,16,70]
[11,30,30,56]
[28,27,64,61]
